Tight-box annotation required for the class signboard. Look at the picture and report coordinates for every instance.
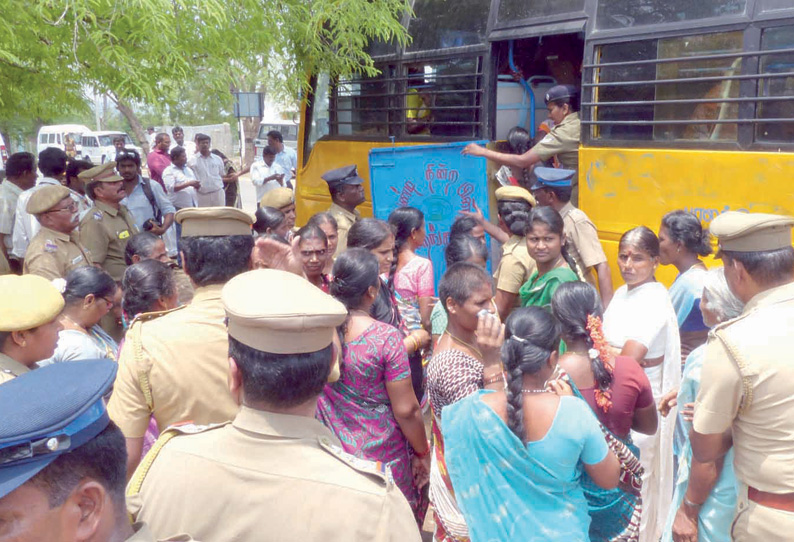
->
[232,92,264,118]
[370,141,490,294]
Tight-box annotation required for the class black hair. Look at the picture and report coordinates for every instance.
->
[262,145,277,157]
[438,261,493,311]
[266,130,284,143]
[347,218,396,287]
[507,126,532,155]
[229,336,332,406]
[5,152,35,178]
[330,248,380,310]
[388,206,424,254]
[296,224,328,247]
[548,86,580,112]
[154,133,169,145]
[497,199,533,236]
[445,234,488,267]
[328,182,355,200]
[181,235,254,287]
[38,148,68,177]
[619,226,660,258]
[111,135,125,143]
[27,422,127,508]
[543,185,573,204]
[122,259,176,318]
[211,149,228,161]
[115,148,141,167]
[722,247,794,288]
[169,146,186,161]
[307,212,338,232]
[501,307,560,443]
[124,232,162,266]
[171,126,184,135]
[195,133,210,142]
[527,206,581,278]
[450,215,480,238]
[66,159,93,184]
[661,210,712,257]
[253,206,286,236]
[551,281,612,395]
[63,266,117,305]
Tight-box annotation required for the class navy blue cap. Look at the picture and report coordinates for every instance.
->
[321,165,364,187]
[531,167,576,191]
[0,360,117,498]
[544,84,579,105]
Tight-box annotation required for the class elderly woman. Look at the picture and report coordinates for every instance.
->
[603,226,681,542]
[661,268,743,542]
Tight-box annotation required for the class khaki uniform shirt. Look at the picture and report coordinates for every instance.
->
[128,522,195,542]
[494,235,536,295]
[0,352,29,384]
[328,202,361,258]
[694,281,794,493]
[533,113,581,205]
[108,285,238,438]
[23,226,93,280]
[79,201,138,281]
[559,202,607,286]
[127,407,421,542]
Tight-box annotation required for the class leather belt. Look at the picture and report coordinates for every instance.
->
[748,486,794,512]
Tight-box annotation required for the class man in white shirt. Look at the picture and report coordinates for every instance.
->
[0,152,37,272]
[187,134,226,207]
[251,146,287,204]
[267,130,297,185]
[162,146,199,211]
[170,126,197,157]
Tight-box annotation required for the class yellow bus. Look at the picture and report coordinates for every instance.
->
[296,0,794,285]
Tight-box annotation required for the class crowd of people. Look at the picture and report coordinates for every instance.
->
[1,123,793,542]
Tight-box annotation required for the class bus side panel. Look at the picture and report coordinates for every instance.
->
[580,147,794,289]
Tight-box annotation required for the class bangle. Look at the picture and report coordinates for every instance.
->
[408,334,420,352]
[415,440,431,458]
[483,372,506,386]
[683,496,703,509]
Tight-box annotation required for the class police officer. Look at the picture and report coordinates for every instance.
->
[126,269,420,542]
[691,211,794,542]
[108,207,255,478]
[78,161,139,281]
[259,186,297,234]
[0,361,195,541]
[0,274,63,383]
[23,184,93,279]
[492,185,537,320]
[531,167,613,307]
[323,165,365,258]
[462,84,583,205]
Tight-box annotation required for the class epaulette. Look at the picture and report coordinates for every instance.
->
[129,305,187,326]
[317,435,394,488]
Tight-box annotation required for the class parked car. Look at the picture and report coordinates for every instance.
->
[80,131,141,164]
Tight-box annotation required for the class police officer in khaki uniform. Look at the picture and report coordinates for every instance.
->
[78,161,139,281]
[0,274,63,384]
[463,84,582,205]
[531,167,613,307]
[23,184,93,279]
[126,269,420,542]
[492,185,537,320]
[0,361,196,541]
[259,186,297,237]
[323,165,365,258]
[691,211,794,542]
[108,207,255,478]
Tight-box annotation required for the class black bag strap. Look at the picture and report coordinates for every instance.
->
[139,177,162,223]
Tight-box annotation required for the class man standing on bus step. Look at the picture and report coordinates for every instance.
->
[267,130,298,186]
[531,167,613,307]
[462,84,582,206]
[691,211,794,542]
[322,165,365,258]
[0,152,37,273]
[147,132,172,190]
[188,133,226,207]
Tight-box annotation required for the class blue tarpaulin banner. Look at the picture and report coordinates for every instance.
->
[370,141,491,294]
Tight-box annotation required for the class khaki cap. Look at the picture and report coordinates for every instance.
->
[259,187,294,210]
[222,269,347,354]
[77,161,123,183]
[495,186,536,207]
[26,185,72,215]
[0,275,64,331]
[711,211,794,256]
[175,207,254,237]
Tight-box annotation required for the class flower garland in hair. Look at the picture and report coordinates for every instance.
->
[586,314,614,413]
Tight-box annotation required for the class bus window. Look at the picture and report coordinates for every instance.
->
[756,25,794,143]
[497,0,584,21]
[307,73,330,157]
[596,0,747,30]
[760,0,794,11]
[407,0,490,52]
[332,65,396,137]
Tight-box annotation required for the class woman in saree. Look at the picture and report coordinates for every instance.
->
[603,226,682,542]
[441,306,621,542]
[519,206,579,309]
[552,281,658,541]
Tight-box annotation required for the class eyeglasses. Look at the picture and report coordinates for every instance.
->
[46,201,78,214]
[100,296,116,309]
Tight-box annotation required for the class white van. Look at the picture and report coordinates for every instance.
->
[253,120,299,160]
[36,124,91,159]
[80,131,141,164]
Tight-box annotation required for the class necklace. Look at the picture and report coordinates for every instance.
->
[522,388,551,394]
[349,309,371,318]
[444,330,483,360]
[62,314,86,333]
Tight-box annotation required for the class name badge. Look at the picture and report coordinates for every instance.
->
[44,241,58,253]
[118,230,130,240]
[93,211,103,221]
[71,255,84,265]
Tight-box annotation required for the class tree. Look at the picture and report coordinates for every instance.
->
[0,0,412,151]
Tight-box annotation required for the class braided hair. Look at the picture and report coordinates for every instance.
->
[501,307,560,442]
[330,248,380,340]
[525,206,583,279]
[388,206,424,254]
[497,199,533,237]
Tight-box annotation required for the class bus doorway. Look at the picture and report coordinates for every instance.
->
[493,33,585,141]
